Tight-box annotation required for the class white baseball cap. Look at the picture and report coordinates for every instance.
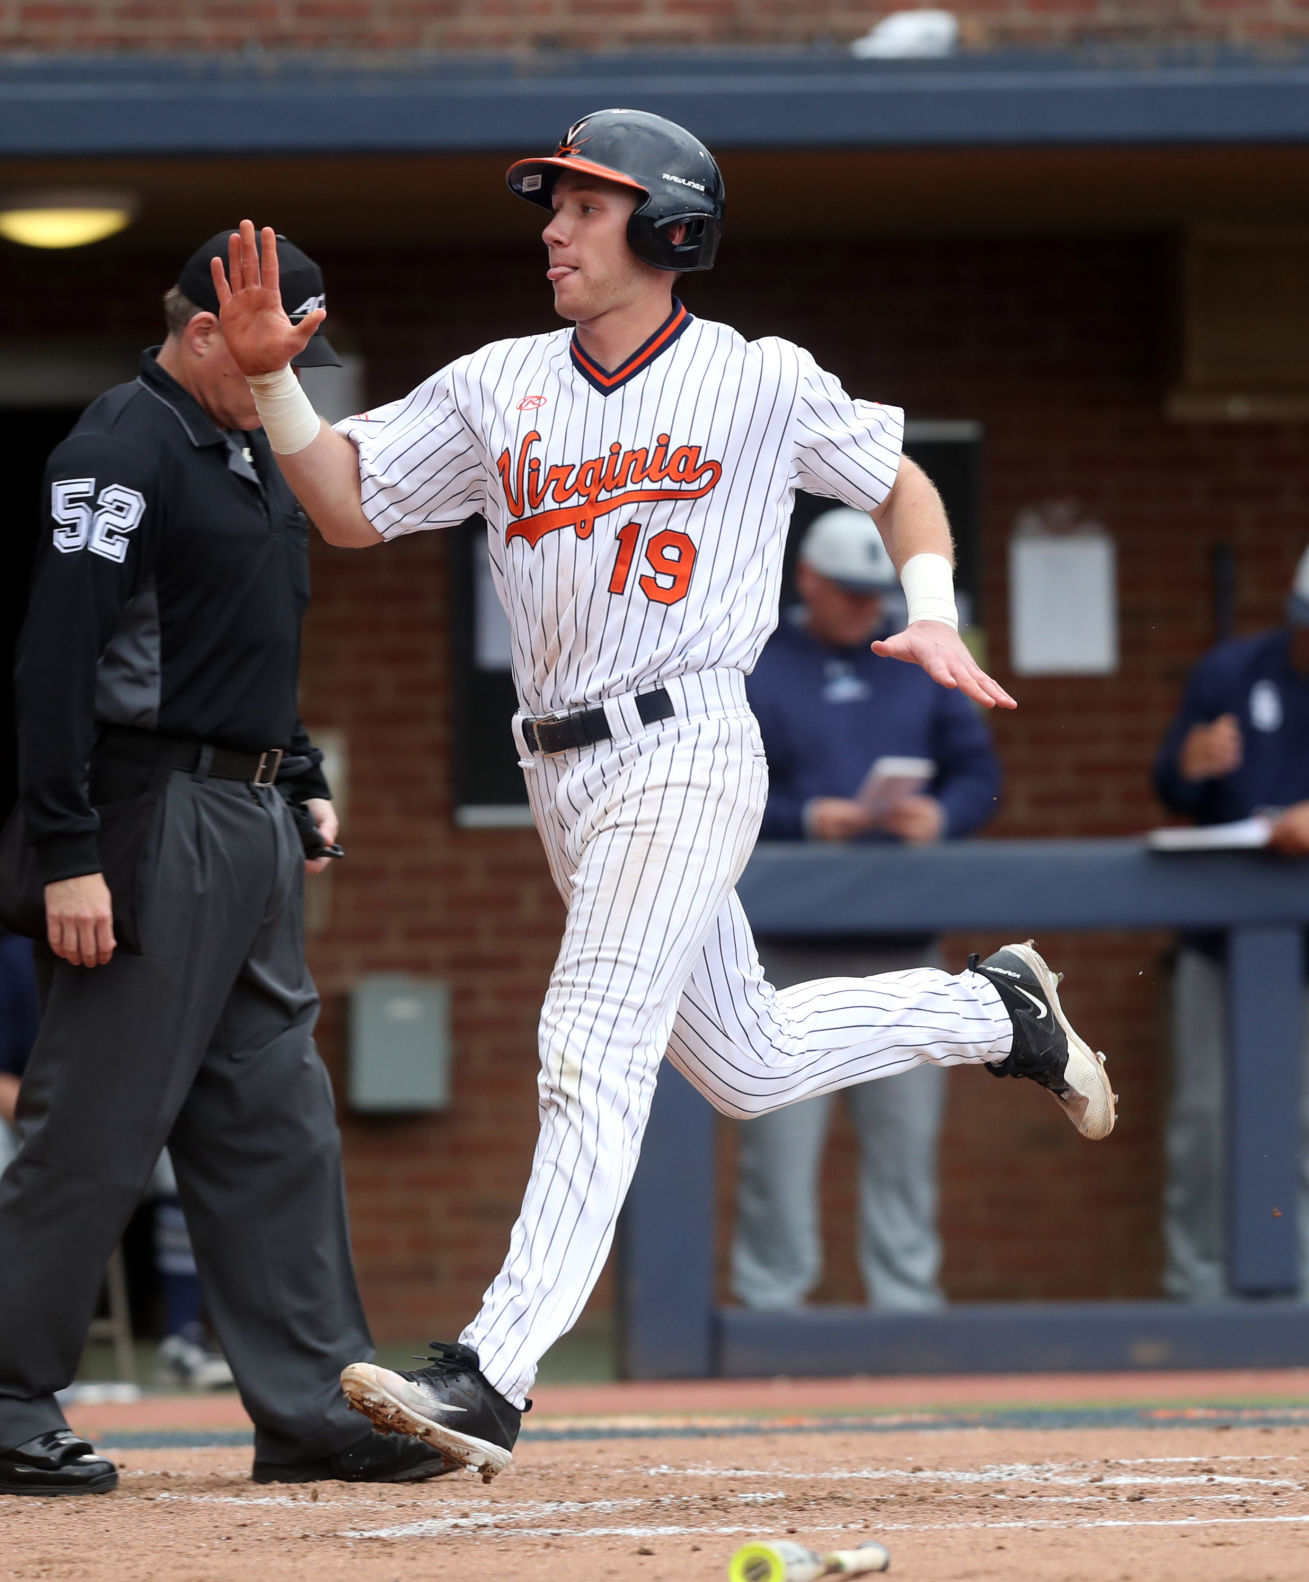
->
[1287,545,1309,626]
[798,507,898,595]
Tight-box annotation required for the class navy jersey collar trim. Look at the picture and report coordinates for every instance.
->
[569,300,692,396]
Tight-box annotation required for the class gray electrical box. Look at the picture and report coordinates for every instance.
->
[348,974,452,1114]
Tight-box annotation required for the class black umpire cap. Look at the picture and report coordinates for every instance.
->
[178,230,341,368]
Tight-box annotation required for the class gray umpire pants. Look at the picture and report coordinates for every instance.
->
[732,941,948,1312]
[1164,945,1309,1303]
[0,766,374,1463]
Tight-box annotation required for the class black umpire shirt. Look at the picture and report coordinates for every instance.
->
[16,349,330,884]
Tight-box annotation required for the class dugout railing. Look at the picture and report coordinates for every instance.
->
[617,839,1309,1379]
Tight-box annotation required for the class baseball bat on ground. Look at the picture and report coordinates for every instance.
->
[728,1538,891,1581]
[823,1544,891,1574]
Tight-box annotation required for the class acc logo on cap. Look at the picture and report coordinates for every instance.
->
[290,292,326,317]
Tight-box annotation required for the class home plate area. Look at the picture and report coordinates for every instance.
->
[5,1393,1309,1581]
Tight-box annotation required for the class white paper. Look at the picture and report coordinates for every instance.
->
[857,756,935,817]
[1146,816,1272,851]
[1009,532,1118,676]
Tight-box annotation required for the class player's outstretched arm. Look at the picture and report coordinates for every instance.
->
[211,220,381,549]
[871,457,1016,711]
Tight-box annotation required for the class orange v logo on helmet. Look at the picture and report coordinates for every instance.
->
[497,430,722,548]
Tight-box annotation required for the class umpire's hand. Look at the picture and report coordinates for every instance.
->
[302,796,340,876]
[45,873,115,967]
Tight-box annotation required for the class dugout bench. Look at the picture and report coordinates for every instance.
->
[618,838,1309,1378]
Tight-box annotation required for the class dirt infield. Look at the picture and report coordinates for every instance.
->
[5,1377,1309,1582]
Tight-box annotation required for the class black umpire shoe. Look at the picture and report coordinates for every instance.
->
[341,1341,526,1484]
[0,1429,118,1495]
[970,940,1117,1141]
[252,1428,454,1484]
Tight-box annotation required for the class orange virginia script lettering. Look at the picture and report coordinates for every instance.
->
[498,431,722,547]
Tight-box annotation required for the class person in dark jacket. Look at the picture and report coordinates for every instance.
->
[732,507,1002,1311]
[1153,546,1309,1302]
[0,233,446,1495]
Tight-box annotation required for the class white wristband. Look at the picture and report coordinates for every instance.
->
[246,365,322,455]
[900,552,958,630]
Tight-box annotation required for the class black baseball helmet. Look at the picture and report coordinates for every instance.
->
[506,108,724,272]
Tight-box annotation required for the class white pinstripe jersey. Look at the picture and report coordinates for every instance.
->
[336,304,904,717]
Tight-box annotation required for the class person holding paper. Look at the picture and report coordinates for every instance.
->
[732,508,1002,1311]
[1153,546,1309,1302]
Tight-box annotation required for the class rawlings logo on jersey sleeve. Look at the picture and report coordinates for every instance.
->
[497,430,721,547]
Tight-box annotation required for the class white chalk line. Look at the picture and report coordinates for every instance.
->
[151,1490,362,1509]
[874,1512,1309,1534]
[1099,1454,1296,1466]
[972,1493,1287,1506]
[336,1468,1309,1543]
[121,1475,1309,1544]
[344,1511,1309,1543]
[349,1521,866,1543]
[642,1459,1300,1489]
[114,1450,1309,1546]
[142,1485,1290,1528]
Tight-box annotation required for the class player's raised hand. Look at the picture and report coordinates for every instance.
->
[211,220,326,376]
[873,621,1017,710]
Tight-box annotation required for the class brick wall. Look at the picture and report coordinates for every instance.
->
[3,0,1309,54]
[1,225,1304,1336]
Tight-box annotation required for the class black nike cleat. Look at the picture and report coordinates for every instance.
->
[340,1341,525,1484]
[970,940,1116,1140]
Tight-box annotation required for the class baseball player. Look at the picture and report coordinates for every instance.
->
[212,109,1115,1481]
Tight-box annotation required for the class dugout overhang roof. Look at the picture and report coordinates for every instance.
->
[2,46,1309,159]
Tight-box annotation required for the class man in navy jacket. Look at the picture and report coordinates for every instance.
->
[732,508,1001,1312]
[1153,547,1309,1301]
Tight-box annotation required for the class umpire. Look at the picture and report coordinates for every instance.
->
[0,233,445,1494]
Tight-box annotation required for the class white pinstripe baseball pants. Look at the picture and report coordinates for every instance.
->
[460,670,1012,1405]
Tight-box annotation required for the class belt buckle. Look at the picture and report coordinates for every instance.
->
[252,748,284,787]
[525,713,566,756]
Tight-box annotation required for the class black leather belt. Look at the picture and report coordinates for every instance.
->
[521,688,675,756]
[97,725,286,786]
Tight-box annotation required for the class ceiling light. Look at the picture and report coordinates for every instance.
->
[0,189,138,249]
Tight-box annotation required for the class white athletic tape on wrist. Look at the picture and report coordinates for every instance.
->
[246,365,321,455]
[900,552,958,630]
